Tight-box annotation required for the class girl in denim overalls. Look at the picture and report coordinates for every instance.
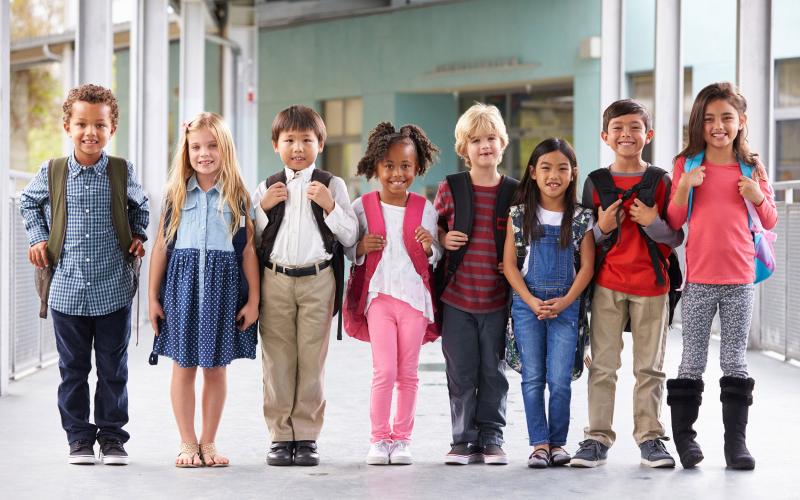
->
[502,138,595,468]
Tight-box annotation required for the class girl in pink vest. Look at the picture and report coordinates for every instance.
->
[343,122,441,465]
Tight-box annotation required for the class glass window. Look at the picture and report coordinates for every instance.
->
[776,58,800,109]
[775,59,800,181]
[321,98,363,197]
[776,120,800,182]
[10,0,72,42]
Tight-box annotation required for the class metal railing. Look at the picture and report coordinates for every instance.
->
[751,180,800,363]
[5,171,59,379]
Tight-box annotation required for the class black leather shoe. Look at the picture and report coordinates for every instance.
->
[266,441,294,466]
[293,440,319,466]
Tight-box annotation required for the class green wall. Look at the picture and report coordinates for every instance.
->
[258,0,603,190]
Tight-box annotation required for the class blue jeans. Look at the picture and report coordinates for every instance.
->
[512,287,579,446]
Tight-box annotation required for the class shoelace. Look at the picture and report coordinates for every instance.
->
[101,440,124,453]
[578,440,602,454]
[70,440,92,452]
[650,437,670,454]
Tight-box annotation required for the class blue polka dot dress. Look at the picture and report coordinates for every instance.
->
[154,176,257,368]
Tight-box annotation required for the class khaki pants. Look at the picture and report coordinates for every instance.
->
[584,285,668,447]
[260,265,335,441]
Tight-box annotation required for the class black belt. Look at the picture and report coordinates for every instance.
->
[265,260,331,277]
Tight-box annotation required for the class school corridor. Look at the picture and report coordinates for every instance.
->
[0,323,797,500]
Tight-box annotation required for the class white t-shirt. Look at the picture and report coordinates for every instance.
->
[520,206,594,276]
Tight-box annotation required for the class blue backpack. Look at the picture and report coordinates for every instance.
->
[683,152,776,284]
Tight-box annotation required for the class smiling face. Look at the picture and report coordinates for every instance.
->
[466,129,504,170]
[703,98,745,154]
[187,127,222,182]
[601,113,653,160]
[376,141,418,203]
[273,128,323,171]
[532,150,573,203]
[62,101,116,165]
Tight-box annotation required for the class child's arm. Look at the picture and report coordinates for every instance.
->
[147,215,168,335]
[633,176,685,248]
[502,218,545,317]
[251,181,270,247]
[433,180,468,251]
[19,162,51,267]
[126,161,150,256]
[540,229,596,318]
[319,177,359,248]
[344,198,373,265]
[236,222,260,331]
[581,176,615,244]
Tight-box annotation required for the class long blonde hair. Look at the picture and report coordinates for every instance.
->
[163,112,252,242]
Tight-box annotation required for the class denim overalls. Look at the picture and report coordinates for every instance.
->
[510,223,579,447]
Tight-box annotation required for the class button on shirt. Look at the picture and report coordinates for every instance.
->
[175,175,254,307]
[252,164,358,266]
[19,152,150,316]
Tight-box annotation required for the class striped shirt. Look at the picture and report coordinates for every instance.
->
[434,180,508,314]
[19,151,150,316]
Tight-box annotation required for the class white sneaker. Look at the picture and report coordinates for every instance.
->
[365,440,392,465]
[390,440,413,465]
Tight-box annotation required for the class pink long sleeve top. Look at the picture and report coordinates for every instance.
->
[667,155,778,285]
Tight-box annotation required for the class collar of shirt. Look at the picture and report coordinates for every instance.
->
[284,163,315,184]
[187,174,222,194]
[68,150,108,177]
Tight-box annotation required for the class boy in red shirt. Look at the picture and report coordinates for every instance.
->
[572,99,683,468]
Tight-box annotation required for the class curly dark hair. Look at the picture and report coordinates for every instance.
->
[62,84,120,128]
[356,122,439,179]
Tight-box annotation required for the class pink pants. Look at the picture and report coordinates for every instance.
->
[366,293,428,443]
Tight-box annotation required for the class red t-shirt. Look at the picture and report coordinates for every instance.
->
[585,172,672,296]
[434,180,508,314]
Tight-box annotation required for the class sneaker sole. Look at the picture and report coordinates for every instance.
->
[389,457,412,465]
[366,456,390,465]
[570,458,605,468]
[68,455,95,465]
[484,456,508,465]
[100,453,129,466]
[641,458,675,468]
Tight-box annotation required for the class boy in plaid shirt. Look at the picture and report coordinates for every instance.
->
[19,84,149,465]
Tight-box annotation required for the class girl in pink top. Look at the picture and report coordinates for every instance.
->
[665,83,777,471]
[343,123,442,466]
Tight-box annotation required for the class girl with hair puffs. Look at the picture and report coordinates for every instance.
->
[342,122,442,466]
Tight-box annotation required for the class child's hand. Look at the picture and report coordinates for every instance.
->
[357,234,385,257]
[539,296,573,319]
[236,300,259,331]
[28,241,49,268]
[128,236,145,257]
[629,199,659,227]
[443,230,468,251]
[738,175,765,205]
[415,226,433,256]
[307,181,335,213]
[149,298,165,336]
[680,166,706,189]
[597,199,624,234]
[261,181,288,211]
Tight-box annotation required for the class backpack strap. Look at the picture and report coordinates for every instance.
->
[444,171,473,278]
[683,152,705,221]
[587,168,620,210]
[107,156,134,256]
[310,168,337,254]
[403,192,429,277]
[258,170,288,264]
[509,204,527,270]
[495,176,519,263]
[45,157,69,265]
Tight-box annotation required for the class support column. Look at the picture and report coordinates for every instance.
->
[600,0,625,168]
[653,0,682,171]
[228,5,258,188]
[737,0,773,350]
[737,0,773,176]
[131,0,170,324]
[75,0,113,86]
[1,0,12,395]
[179,0,206,122]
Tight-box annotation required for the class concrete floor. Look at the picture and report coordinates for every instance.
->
[0,325,798,500]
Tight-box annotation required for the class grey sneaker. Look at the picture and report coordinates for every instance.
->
[69,440,95,465]
[483,444,508,465]
[639,438,676,468]
[570,439,608,468]
[98,438,129,465]
[445,443,484,465]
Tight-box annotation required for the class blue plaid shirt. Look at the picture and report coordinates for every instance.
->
[19,151,150,316]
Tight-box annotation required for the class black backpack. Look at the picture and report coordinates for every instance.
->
[433,172,519,299]
[586,166,682,327]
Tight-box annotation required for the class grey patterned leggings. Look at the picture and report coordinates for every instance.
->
[678,283,754,380]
